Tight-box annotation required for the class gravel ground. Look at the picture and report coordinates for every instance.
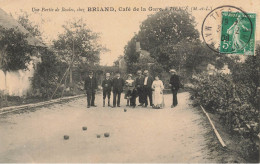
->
[0,92,222,163]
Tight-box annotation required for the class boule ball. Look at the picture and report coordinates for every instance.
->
[104,132,110,137]
[82,126,87,131]
[64,135,69,140]
[124,109,127,112]
[96,134,101,138]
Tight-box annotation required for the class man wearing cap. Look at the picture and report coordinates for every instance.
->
[135,70,144,106]
[112,72,125,107]
[143,70,153,107]
[169,69,180,108]
[84,71,98,108]
[102,72,112,107]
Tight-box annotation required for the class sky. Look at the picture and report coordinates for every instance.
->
[0,0,259,66]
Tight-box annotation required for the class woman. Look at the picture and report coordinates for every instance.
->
[124,74,135,107]
[151,75,164,109]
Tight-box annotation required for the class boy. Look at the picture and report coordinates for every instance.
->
[102,72,112,107]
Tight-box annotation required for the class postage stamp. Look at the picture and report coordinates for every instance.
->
[201,5,253,54]
[220,11,256,55]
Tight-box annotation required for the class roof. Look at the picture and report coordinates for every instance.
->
[0,8,46,47]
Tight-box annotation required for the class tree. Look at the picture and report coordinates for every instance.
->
[137,9,199,70]
[31,48,67,98]
[0,26,35,95]
[53,19,106,84]
[17,11,42,39]
[124,35,140,73]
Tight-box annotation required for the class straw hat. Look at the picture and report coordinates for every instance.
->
[137,70,142,74]
[169,69,176,73]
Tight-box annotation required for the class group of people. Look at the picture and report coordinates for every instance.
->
[84,69,181,109]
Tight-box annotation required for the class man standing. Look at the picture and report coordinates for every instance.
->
[169,69,180,108]
[112,72,124,108]
[102,72,112,107]
[135,70,144,106]
[143,70,153,107]
[84,71,98,108]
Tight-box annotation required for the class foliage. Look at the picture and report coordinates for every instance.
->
[190,46,260,153]
[17,11,42,38]
[52,19,107,91]
[138,9,199,52]
[0,26,34,72]
[123,35,140,73]
[30,48,68,98]
[123,8,218,76]
[53,19,105,67]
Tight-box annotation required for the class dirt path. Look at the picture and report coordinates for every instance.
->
[0,92,220,162]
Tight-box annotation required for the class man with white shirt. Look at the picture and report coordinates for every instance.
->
[143,70,153,107]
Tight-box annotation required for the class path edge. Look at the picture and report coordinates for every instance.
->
[200,105,227,148]
[0,94,85,114]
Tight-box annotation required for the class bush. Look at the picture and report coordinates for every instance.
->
[190,73,259,155]
[30,48,70,99]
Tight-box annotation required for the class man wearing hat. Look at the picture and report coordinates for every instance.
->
[84,71,98,108]
[169,69,180,108]
[112,72,125,107]
[102,72,112,107]
[135,70,144,106]
[143,70,154,107]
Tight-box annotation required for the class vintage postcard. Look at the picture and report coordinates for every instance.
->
[0,0,259,163]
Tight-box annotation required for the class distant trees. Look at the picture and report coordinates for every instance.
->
[124,9,217,77]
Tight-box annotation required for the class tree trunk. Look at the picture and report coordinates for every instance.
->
[69,68,73,84]
[4,71,7,101]
[61,73,68,97]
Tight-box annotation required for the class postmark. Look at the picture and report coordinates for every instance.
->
[201,5,254,54]
[220,12,256,55]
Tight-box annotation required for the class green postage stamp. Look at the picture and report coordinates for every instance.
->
[220,11,256,55]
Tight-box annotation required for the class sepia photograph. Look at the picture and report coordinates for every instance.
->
[0,0,259,163]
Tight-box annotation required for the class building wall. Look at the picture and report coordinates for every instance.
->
[0,60,35,96]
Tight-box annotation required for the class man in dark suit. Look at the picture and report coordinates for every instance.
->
[84,71,98,108]
[112,72,124,107]
[135,70,144,106]
[102,72,112,107]
[143,70,153,107]
[169,69,180,108]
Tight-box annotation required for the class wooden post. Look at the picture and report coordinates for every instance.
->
[200,105,227,148]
